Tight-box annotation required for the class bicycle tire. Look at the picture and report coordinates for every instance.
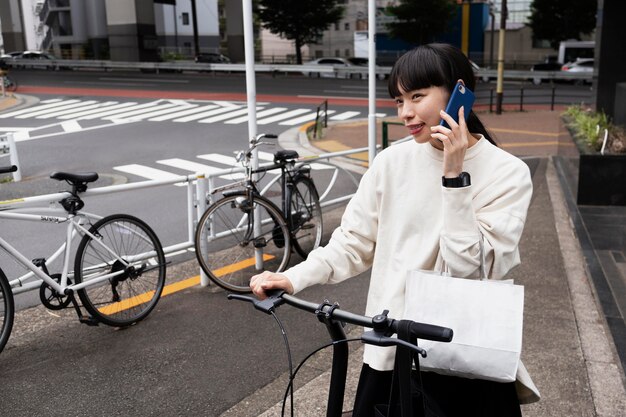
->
[288,176,323,258]
[74,214,166,327]
[195,194,291,293]
[0,267,15,354]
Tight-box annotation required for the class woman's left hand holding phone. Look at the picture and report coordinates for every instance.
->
[431,106,471,178]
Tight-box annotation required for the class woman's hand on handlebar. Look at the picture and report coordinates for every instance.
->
[250,271,294,299]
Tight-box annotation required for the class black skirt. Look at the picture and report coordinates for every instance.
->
[352,364,522,417]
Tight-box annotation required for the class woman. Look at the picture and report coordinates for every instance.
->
[251,43,540,416]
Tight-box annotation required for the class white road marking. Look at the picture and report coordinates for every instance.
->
[0,100,81,118]
[157,158,245,180]
[173,106,242,122]
[225,107,287,124]
[257,109,310,125]
[58,102,138,119]
[279,110,336,126]
[198,107,263,124]
[149,104,218,121]
[330,111,360,120]
[37,101,113,119]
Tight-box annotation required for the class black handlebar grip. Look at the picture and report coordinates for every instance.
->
[408,321,453,343]
[264,134,278,139]
[0,165,17,174]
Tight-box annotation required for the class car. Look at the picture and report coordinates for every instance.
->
[0,51,23,59]
[302,57,385,79]
[195,52,231,64]
[561,58,594,84]
[529,57,564,85]
[469,60,491,83]
[13,50,61,70]
[346,57,386,80]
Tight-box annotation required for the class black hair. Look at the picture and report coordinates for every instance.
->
[388,43,497,146]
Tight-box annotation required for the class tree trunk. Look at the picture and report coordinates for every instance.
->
[295,37,302,65]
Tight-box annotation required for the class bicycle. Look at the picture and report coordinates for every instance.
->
[194,133,323,293]
[0,165,166,354]
[1,71,17,93]
[229,290,454,417]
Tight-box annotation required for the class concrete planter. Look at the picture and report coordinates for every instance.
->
[577,153,626,206]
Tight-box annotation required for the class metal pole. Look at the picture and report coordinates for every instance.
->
[367,0,377,166]
[496,0,507,114]
[191,0,200,57]
[489,3,495,68]
[520,87,524,112]
[242,0,263,269]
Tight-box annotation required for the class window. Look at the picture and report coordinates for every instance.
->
[344,22,350,31]
[345,49,350,57]
[334,23,339,31]
[182,12,189,25]
[335,50,340,57]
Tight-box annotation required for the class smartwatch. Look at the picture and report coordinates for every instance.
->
[442,172,471,188]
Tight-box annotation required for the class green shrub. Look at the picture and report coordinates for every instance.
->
[563,106,613,152]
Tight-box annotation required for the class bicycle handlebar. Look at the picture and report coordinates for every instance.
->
[0,166,18,174]
[228,290,453,356]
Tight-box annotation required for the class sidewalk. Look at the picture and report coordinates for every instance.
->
[234,109,626,416]
[1,94,624,415]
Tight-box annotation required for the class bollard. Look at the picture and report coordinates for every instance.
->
[196,175,210,286]
[551,87,556,111]
[520,87,524,112]
[489,89,494,113]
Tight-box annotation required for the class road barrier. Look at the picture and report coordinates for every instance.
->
[4,58,594,83]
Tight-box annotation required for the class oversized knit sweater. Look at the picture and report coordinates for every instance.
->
[283,136,540,403]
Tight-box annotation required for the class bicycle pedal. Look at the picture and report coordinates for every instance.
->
[79,317,100,327]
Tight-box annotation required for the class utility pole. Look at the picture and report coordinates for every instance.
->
[496,0,507,114]
[191,0,200,57]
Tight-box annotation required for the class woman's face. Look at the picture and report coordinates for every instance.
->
[394,85,449,148]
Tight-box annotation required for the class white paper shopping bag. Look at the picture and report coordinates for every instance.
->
[403,270,524,382]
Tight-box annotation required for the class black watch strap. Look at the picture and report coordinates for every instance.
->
[442,171,471,188]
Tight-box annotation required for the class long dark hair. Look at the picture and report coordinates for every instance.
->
[388,43,497,146]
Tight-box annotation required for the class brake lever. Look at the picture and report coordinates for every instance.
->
[227,290,286,314]
[361,330,427,358]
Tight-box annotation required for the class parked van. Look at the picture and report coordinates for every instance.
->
[558,40,595,65]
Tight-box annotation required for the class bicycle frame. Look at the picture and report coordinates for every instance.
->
[0,203,151,297]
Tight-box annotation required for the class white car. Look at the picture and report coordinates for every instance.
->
[561,58,594,84]
[302,57,386,80]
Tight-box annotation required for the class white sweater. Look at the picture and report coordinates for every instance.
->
[284,137,540,402]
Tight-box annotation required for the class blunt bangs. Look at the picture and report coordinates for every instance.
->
[388,47,448,98]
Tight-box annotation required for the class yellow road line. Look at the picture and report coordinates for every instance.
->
[97,253,275,315]
[490,127,563,137]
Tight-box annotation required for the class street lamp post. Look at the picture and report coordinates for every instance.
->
[496,0,507,115]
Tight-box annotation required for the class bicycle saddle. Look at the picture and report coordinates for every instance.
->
[50,172,99,184]
[274,150,299,162]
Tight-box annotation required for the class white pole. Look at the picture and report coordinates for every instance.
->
[367,0,377,166]
[242,0,257,142]
[242,0,264,269]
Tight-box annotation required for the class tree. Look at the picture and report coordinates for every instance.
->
[257,0,345,64]
[528,0,597,49]
[385,0,457,46]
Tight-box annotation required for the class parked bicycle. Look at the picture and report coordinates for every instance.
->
[0,166,167,354]
[229,290,454,417]
[194,133,323,293]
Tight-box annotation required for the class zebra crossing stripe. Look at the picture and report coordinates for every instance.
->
[149,104,217,121]
[198,107,263,124]
[157,158,245,180]
[16,100,95,119]
[58,102,138,119]
[114,164,184,182]
[37,101,116,119]
[0,100,81,119]
[330,111,360,120]
[173,105,242,122]
[257,109,310,125]
[279,110,336,126]
[115,104,198,121]
[79,101,163,120]
[60,120,83,133]
[197,153,238,166]
[225,107,287,125]
[105,103,181,121]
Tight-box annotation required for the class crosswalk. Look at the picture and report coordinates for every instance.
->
[0,98,383,128]
[114,150,335,184]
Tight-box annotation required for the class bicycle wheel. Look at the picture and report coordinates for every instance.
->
[288,176,323,258]
[195,194,291,293]
[0,268,15,354]
[74,214,166,327]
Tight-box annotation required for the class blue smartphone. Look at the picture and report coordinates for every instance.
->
[440,81,475,129]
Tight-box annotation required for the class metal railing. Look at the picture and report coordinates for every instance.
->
[313,100,329,140]
[4,148,364,289]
